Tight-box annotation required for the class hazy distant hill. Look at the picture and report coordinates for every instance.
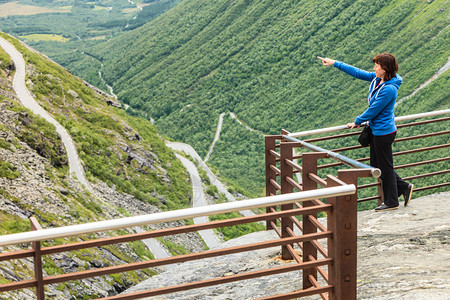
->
[0,0,182,90]
[87,0,449,194]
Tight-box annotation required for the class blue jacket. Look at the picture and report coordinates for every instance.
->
[334,61,402,136]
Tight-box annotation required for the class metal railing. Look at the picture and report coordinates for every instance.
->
[276,109,450,205]
[0,186,355,299]
[1,109,447,300]
[263,109,449,299]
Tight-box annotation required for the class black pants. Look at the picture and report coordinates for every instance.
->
[370,131,408,207]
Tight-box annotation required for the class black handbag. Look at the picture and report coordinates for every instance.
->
[358,126,372,147]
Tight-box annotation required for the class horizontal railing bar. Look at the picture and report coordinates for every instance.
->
[288,109,450,138]
[0,279,36,293]
[0,186,355,247]
[42,232,332,286]
[396,116,450,128]
[414,182,450,192]
[304,131,360,143]
[357,195,381,203]
[102,258,333,300]
[395,130,450,142]
[395,109,450,122]
[327,131,449,154]
[308,215,327,232]
[0,249,35,262]
[40,204,331,256]
[286,244,302,263]
[395,157,450,169]
[311,240,328,260]
[285,158,303,172]
[256,284,333,300]
[307,254,330,284]
[402,169,450,181]
[270,164,280,175]
[283,135,381,178]
[309,274,329,300]
[358,182,379,189]
[271,221,282,237]
[393,143,450,156]
[308,173,328,187]
[285,227,328,260]
[270,178,281,190]
[290,215,303,232]
[327,144,362,153]
[286,176,303,191]
[302,116,450,144]
[269,149,280,158]
[318,143,450,170]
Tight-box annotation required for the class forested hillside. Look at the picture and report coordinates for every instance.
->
[86,0,448,194]
[4,0,447,195]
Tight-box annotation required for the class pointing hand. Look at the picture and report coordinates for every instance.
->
[317,56,335,66]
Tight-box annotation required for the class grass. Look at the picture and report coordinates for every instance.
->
[19,34,69,43]
[0,160,20,180]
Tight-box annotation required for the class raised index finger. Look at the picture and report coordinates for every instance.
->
[317,56,324,60]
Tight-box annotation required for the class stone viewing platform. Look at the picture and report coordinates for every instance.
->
[123,191,450,299]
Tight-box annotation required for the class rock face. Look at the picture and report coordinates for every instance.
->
[356,191,450,300]
[123,192,450,300]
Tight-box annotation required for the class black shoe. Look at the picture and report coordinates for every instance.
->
[375,203,398,212]
[403,183,414,207]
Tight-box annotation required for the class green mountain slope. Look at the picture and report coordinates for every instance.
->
[89,0,449,194]
[0,32,195,217]
[0,32,198,298]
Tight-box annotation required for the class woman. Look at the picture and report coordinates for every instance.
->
[317,54,413,211]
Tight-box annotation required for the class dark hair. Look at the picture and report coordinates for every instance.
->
[372,53,398,81]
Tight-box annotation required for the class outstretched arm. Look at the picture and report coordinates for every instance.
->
[318,56,375,82]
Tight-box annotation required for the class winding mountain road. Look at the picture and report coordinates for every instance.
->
[0,36,172,262]
[0,36,92,192]
[175,154,221,249]
[396,57,450,107]
[166,142,255,219]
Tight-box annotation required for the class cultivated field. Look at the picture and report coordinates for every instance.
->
[0,2,71,17]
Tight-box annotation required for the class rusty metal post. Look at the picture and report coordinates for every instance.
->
[280,141,295,259]
[326,176,339,300]
[30,217,44,300]
[330,169,371,300]
[265,135,279,230]
[301,152,328,289]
